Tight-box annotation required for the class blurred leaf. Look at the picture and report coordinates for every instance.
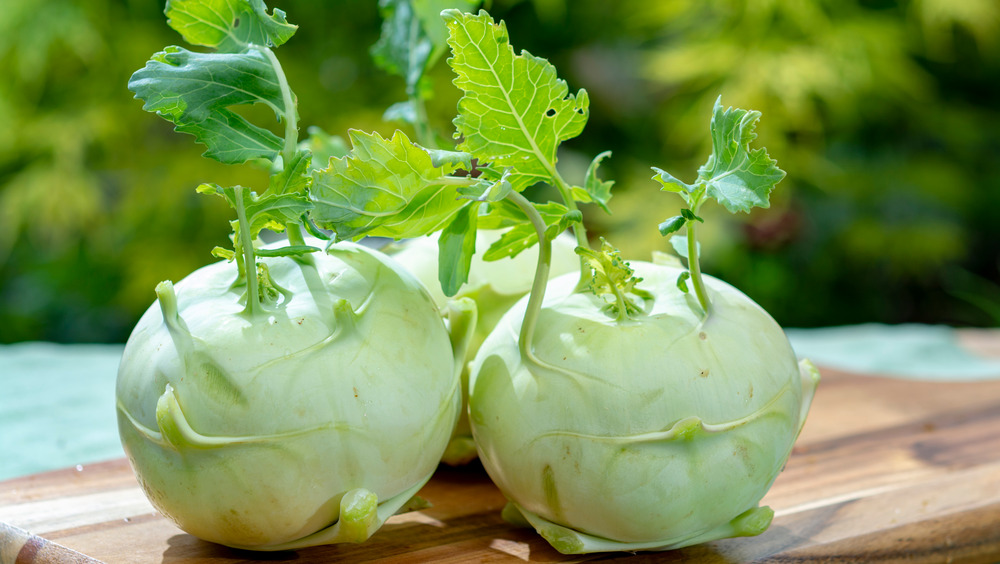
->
[372,0,477,95]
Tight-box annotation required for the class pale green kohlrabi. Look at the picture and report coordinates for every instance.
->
[386,228,579,465]
[116,241,465,551]
[467,260,819,553]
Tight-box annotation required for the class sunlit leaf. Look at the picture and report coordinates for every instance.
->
[165,0,297,52]
[309,129,467,240]
[443,9,589,191]
[698,97,785,213]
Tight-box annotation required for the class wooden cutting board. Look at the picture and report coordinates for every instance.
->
[3,359,1000,563]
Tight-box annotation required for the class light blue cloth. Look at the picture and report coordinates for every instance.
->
[786,324,1000,381]
[1,324,998,481]
[0,342,125,481]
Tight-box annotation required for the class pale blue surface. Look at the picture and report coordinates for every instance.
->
[0,342,125,482]
[1,324,998,481]
[786,324,1000,381]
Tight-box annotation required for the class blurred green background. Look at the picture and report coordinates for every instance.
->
[1,0,998,344]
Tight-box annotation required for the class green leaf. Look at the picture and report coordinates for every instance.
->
[267,150,312,196]
[544,210,582,240]
[443,9,589,192]
[669,234,700,260]
[438,202,481,297]
[299,126,349,170]
[255,244,321,257]
[211,246,236,261]
[581,150,614,213]
[676,271,691,293]
[658,215,686,236]
[309,129,467,241]
[383,100,418,125]
[128,46,285,164]
[698,96,786,213]
[475,198,525,230]
[680,208,703,222]
[426,148,474,170]
[481,201,570,261]
[372,0,475,96]
[165,0,297,52]
[482,222,537,262]
[457,169,513,202]
[651,167,694,195]
[197,183,313,240]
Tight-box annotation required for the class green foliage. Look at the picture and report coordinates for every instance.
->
[1,0,998,343]
[309,129,468,241]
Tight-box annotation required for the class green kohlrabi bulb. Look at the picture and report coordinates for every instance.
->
[467,261,819,553]
[116,241,462,551]
[387,229,580,465]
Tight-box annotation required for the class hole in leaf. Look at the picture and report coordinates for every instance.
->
[546,109,556,117]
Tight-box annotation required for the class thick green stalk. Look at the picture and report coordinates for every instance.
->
[259,46,298,166]
[286,222,307,247]
[234,187,261,316]
[506,190,551,365]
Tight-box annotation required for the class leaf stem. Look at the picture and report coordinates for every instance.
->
[286,222,307,247]
[506,190,550,365]
[259,45,298,165]
[235,187,261,316]
[551,171,593,291]
[686,200,710,313]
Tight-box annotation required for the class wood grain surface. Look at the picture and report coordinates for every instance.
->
[2,361,1000,563]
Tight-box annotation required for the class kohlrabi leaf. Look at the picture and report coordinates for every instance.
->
[197,183,313,240]
[658,215,685,236]
[128,46,286,164]
[425,148,473,170]
[372,0,477,96]
[481,201,572,261]
[576,238,652,321]
[443,9,589,192]
[669,234,700,260]
[165,0,297,52]
[456,169,513,203]
[438,202,481,296]
[581,150,614,213]
[651,167,694,196]
[309,129,467,241]
[267,150,312,196]
[698,96,785,214]
[299,126,349,170]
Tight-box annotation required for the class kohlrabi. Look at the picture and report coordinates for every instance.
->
[116,1,470,550]
[450,15,820,551]
[386,229,579,465]
[287,7,819,556]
